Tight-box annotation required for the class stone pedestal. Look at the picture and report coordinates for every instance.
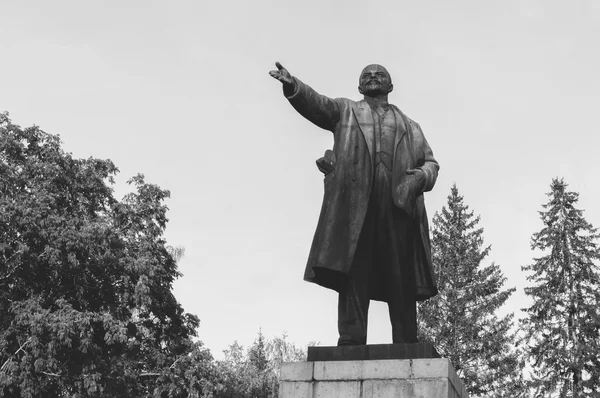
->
[307,343,440,362]
[279,357,469,398]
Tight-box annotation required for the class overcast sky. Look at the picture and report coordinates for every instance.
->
[2,0,599,358]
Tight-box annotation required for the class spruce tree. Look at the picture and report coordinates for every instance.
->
[419,184,524,397]
[521,178,600,397]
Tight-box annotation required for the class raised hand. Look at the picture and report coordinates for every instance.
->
[269,62,294,86]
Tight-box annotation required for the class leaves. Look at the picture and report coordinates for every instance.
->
[216,331,310,398]
[0,112,200,397]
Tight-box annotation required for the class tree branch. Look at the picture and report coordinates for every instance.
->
[169,357,182,369]
[41,371,62,377]
[140,372,161,377]
[0,337,31,373]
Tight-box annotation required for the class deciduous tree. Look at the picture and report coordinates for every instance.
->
[0,112,203,397]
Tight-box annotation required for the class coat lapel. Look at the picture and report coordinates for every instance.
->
[392,105,408,153]
[352,101,374,160]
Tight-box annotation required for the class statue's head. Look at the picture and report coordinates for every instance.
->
[358,64,393,97]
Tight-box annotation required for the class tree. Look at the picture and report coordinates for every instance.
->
[248,329,269,373]
[216,331,311,398]
[242,329,276,398]
[521,178,600,397]
[265,332,308,373]
[418,184,524,397]
[150,341,226,398]
[0,112,206,397]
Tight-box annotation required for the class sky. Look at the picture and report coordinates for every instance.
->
[2,0,600,359]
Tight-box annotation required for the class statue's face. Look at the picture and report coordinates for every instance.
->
[358,64,393,97]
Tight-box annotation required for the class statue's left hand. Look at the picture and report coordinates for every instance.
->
[406,169,427,190]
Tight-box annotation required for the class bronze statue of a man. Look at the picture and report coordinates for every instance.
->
[270,62,439,345]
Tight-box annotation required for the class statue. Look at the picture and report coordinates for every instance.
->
[269,62,439,346]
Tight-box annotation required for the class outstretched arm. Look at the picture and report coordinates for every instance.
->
[269,62,341,132]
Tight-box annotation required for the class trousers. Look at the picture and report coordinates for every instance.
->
[337,162,417,345]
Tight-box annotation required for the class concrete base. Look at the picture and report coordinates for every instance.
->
[279,358,469,398]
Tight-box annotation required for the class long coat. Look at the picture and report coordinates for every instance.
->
[286,78,439,301]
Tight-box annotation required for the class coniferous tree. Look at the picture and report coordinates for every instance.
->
[418,184,524,397]
[521,178,600,397]
[248,329,269,372]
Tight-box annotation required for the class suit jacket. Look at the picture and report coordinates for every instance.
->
[286,77,439,301]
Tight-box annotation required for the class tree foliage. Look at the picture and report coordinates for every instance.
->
[0,112,204,397]
[216,331,309,398]
[418,184,524,397]
[521,178,600,397]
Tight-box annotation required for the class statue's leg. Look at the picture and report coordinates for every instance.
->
[387,281,417,343]
[337,202,374,346]
[337,271,370,345]
[387,209,418,343]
